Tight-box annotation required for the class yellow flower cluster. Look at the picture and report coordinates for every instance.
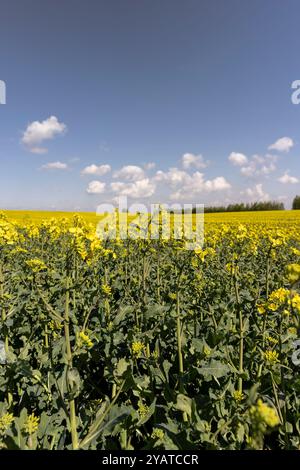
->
[194,247,216,262]
[0,216,18,246]
[168,293,177,301]
[203,346,211,358]
[264,350,279,364]
[101,284,112,296]
[287,264,300,283]
[291,292,300,314]
[268,288,290,311]
[24,413,40,435]
[250,399,280,428]
[232,390,244,402]
[77,331,93,349]
[268,230,287,249]
[26,258,47,273]
[0,413,14,433]
[138,402,150,418]
[225,262,239,276]
[257,288,290,314]
[151,428,164,440]
[266,335,278,345]
[131,341,145,358]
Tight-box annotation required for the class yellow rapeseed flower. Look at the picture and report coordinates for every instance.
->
[78,331,93,349]
[151,428,164,440]
[203,346,211,357]
[138,402,150,418]
[25,258,47,272]
[266,336,278,345]
[267,288,289,311]
[131,341,145,358]
[257,303,266,314]
[291,293,300,314]
[264,350,279,364]
[287,264,300,283]
[24,413,39,435]
[0,413,14,433]
[250,399,280,428]
[232,390,244,402]
[101,284,112,296]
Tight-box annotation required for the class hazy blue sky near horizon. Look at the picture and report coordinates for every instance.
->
[0,0,300,211]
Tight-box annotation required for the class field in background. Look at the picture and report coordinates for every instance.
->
[2,208,300,227]
[1,210,101,225]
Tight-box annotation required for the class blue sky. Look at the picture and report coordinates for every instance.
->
[0,0,300,211]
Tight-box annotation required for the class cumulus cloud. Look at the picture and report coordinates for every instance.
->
[113,165,145,181]
[21,116,67,153]
[169,172,231,200]
[228,152,248,166]
[243,183,269,201]
[41,161,68,170]
[154,168,188,187]
[81,164,111,176]
[152,167,231,200]
[181,153,209,169]
[259,163,277,175]
[268,137,294,153]
[86,181,106,194]
[240,163,256,177]
[240,154,277,177]
[278,172,299,184]
[111,178,156,198]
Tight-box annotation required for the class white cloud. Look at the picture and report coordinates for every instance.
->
[144,162,156,170]
[243,183,269,201]
[240,154,277,177]
[41,161,68,170]
[278,172,299,184]
[268,137,294,153]
[154,168,188,187]
[111,178,156,198]
[182,153,209,169]
[204,176,231,191]
[86,181,106,194]
[22,116,67,153]
[169,172,231,200]
[228,152,248,166]
[259,162,276,175]
[240,164,256,177]
[81,164,111,176]
[113,165,145,181]
[153,167,231,200]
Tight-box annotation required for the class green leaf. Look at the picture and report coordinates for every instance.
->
[175,394,192,418]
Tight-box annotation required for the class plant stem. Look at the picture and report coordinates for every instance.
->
[176,291,187,422]
[64,277,79,450]
[104,267,110,321]
[0,262,12,406]
[0,263,9,358]
[257,254,271,379]
[157,254,161,303]
[234,274,243,393]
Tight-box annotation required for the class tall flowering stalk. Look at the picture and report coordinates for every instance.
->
[234,271,243,394]
[0,263,9,359]
[64,276,79,450]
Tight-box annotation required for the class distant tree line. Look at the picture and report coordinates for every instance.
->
[192,201,285,214]
[292,195,300,210]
